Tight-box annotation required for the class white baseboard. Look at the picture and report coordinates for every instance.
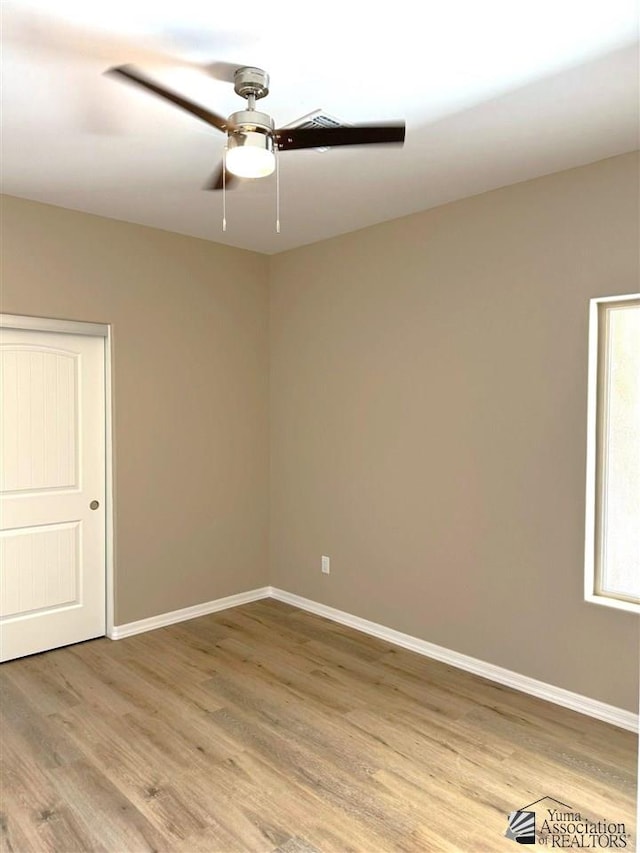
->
[269,587,639,734]
[109,587,271,640]
[108,584,638,733]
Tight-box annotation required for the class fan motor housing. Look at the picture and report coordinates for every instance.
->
[229,110,274,134]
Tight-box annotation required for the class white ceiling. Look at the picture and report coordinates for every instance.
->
[2,1,638,254]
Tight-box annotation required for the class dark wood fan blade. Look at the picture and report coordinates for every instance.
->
[203,164,239,190]
[275,123,405,151]
[106,65,232,133]
[204,61,245,83]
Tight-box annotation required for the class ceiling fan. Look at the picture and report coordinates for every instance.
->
[107,65,405,190]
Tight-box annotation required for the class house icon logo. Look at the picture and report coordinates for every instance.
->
[505,797,573,845]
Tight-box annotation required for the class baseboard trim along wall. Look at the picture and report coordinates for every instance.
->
[110,585,638,733]
[269,588,638,733]
[108,587,271,640]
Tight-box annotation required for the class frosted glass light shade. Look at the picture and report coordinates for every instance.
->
[226,130,275,178]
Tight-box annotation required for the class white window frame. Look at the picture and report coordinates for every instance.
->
[584,293,640,614]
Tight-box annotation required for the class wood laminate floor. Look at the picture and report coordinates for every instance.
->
[0,600,636,852]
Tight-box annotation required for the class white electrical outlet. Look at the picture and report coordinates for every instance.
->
[321,555,330,574]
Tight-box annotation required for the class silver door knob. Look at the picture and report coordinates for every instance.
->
[89,500,100,510]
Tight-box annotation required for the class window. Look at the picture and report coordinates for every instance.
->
[585,294,640,613]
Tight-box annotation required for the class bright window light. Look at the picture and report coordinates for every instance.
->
[585,294,640,613]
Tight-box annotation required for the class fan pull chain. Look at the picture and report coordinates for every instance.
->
[222,146,227,232]
[275,144,281,234]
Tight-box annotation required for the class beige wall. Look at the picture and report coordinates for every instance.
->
[1,196,270,624]
[269,152,640,712]
[2,154,637,712]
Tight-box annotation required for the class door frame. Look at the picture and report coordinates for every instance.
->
[0,313,115,639]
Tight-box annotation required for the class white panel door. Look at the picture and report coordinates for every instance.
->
[0,328,106,661]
